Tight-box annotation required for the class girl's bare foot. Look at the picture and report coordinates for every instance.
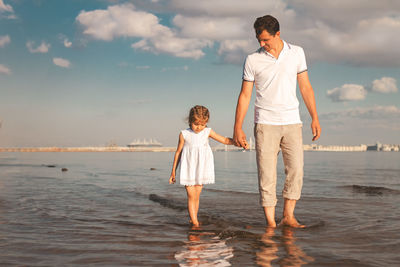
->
[279,216,305,228]
[189,220,200,228]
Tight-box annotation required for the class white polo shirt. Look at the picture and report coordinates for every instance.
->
[242,40,307,125]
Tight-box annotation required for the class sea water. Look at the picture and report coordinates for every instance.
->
[0,151,399,266]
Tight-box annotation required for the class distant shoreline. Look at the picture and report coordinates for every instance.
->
[0,147,176,152]
[0,145,399,152]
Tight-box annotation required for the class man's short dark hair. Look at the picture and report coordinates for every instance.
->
[254,15,280,37]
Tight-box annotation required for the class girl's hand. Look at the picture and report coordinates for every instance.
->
[169,175,176,184]
[242,140,250,149]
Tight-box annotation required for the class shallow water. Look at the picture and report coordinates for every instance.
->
[0,151,399,266]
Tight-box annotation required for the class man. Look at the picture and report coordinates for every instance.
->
[233,15,321,228]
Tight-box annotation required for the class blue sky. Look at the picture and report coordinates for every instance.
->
[1,0,399,147]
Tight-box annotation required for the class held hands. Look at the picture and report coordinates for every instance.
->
[169,174,176,184]
[239,139,250,149]
[233,128,250,149]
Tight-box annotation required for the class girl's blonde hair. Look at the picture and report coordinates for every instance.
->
[188,105,210,125]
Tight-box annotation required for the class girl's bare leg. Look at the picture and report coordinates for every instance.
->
[185,185,203,227]
[194,185,202,219]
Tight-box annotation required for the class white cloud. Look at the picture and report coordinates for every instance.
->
[327,77,398,102]
[169,0,293,63]
[371,77,398,93]
[136,65,150,69]
[26,41,50,53]
[58,34,73,48]
[0,35,10,47]
[170,0,287,17]
[170,0,400,66]
[53,57,71,68]
[326,17,399,66]
[173,15,247,41]
[286,0,400,30]
[320,105,400,120]
[75,1,400,66]
[64,38,72,48]
[315,105,400,144]
[0,0,15,19]
[77,4,211,59]
[76,3,164,40]
[161,65,189,72]
[218,39,256,63]
[282,1,400,67]
[131,33,212,59]
[0,63,11,75]
[327,84,367,102]
[0,0,13,13]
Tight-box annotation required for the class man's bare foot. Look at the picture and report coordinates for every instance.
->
[279,216,305,228]
[263,207,277,228]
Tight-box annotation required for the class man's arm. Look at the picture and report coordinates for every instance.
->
[233,80,254,147]
[298,71,321,141]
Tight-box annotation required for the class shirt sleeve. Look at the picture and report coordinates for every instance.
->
[242,56,255,82]
[297,47,308,74]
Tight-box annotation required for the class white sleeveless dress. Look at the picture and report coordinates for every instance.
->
[179,127,215,186]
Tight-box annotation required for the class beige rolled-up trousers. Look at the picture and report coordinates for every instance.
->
[254,123,304,207]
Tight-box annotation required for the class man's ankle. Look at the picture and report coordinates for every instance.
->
[282,214,295,219]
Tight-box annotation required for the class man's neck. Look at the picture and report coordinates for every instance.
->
[267,39,284,59]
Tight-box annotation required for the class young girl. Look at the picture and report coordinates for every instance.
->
[169,105,245,227]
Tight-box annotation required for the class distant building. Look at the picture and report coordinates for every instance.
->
[302,142,399,152]
[127,139,162,148]
[382,144,400,152]
[367,142,382,151]
[303,144,367,151]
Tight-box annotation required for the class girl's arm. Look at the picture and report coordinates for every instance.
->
[209,129,235,145]
[169,133,185,184]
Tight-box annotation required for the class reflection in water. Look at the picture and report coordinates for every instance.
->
[256,227,279,267]
[175,227,234,266]
[279,227,314,266]
[257,227,314,267]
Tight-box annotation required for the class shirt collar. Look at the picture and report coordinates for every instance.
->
[258,40,290,56]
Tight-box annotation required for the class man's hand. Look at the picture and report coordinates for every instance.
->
[234,128,248,148]
[298,71,321,142]
[233,80,253,149]
[311,119,321,141]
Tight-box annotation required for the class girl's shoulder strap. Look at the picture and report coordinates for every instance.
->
[181,128,191,139]
[205,127,212,136]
